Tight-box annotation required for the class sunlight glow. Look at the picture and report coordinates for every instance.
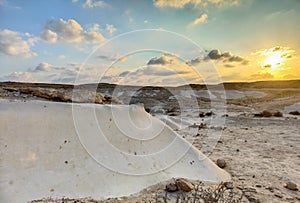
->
[264,52,285,68]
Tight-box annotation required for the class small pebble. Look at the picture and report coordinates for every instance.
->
[165,183,178,192]
[216,159,226,168]
[224,182,234,189]
[285,182,298,191]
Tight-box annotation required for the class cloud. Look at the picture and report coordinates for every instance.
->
[188,49,249,67]
[190,13,208,26]
[0,29,37,58]
[115,54,200,86]
[153,0,239,9]
[0,62,106,84]
[147,53,179,65]
[40,19,105,44]
[97,53,127,63]
[58,55,66,59]
[2,71,34,82]
[40,29,57,43]
[253,46,297,59]
[83,0,106,8]
[106,24,117,34]
[33,62,52,72]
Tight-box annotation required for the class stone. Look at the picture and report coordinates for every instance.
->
[165,183,178,192]
[285,181,298,191]
[216,159,226,168]
[175,178,194,192]
[224,182,234,189]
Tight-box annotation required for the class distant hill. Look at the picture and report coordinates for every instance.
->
[0,79,300,90]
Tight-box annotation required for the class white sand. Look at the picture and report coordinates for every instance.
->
[0,100,230,203]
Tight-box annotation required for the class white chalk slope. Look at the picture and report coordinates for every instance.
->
[0,100,230,203]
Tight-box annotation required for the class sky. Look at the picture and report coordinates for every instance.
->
[0,0,299,85]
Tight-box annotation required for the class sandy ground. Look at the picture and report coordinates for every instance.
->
[1,82,300,202]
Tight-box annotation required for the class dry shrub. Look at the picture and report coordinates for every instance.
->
[289,111,300,115]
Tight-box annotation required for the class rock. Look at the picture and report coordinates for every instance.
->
[165,183,178,192]
[216,159,226,168]
[285,181,298,191]
[224,182,234,189]
[198,123,207,129]
[175,178,194,192]
[205,111,214,117]
[199,111,214,117]
[199,112,205,117]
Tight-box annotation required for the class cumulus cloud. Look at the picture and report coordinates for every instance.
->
[106,24,117,34]
[115,54,200,86]
[83,0,106,8]
[0,29,37,58]
[147,53,179,65]
[40,19,105,44]
[33,62,52,72]
[40,29,57,43]
[190,13,208,26]
[188,49,249,67]
[0,62,106,84]
[153,0,239,9]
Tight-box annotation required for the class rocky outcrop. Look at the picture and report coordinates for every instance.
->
[2,87,121,104]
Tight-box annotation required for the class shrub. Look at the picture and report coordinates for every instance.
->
[273,111,283,117]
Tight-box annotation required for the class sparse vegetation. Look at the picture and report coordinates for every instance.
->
[273,111,283,117]
[289,111,300,115]
[254,110,283,117]
[254,110,272,117]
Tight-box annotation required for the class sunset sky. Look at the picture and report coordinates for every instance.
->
[0,0,299,85]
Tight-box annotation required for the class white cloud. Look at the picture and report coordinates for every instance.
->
[83,0,106,8]
[115,54,201,86]
[0,29,37,58]
[58,55,66,59]
[2,71,35,82]
[106,24,117,34]
[40,29,57,43]
[40,19,105,44]
[153,0,239,8]
[0,62,107,84]
[190,13,208,26]
[33,62,52,72]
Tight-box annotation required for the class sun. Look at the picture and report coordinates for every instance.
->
[264,52,285,68]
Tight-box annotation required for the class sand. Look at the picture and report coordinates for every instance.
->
[0,81,299,202]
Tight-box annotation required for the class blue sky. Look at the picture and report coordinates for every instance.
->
[0,0,299,85]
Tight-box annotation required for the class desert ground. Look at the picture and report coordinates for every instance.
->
[0,80,299,203]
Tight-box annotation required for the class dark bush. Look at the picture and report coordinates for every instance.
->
[254,110,272,117]
[289,111,300,115]
[273,111,283,117]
